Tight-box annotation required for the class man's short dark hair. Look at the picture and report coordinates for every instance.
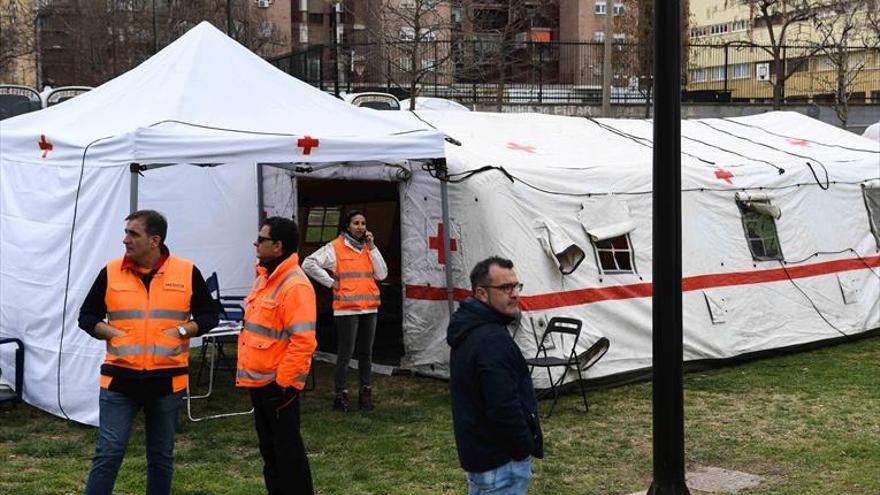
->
[470,256,514,291]
[262,216,299,256]
[125,210,167,245]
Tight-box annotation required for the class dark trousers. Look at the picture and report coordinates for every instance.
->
[334,312,378,394]
[249,384,314,495]
[84,389,182,495]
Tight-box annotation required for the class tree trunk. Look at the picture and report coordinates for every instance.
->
[772,57,784,110]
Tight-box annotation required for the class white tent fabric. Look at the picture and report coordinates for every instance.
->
[863,121,880,142]
[382,110,880,387]
[0,22,444,425]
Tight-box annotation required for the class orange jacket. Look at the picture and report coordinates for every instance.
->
[331,236,381,312]
[236,254,317,389]
[103,255,193,392]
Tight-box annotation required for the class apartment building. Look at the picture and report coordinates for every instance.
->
[687,0,880,103]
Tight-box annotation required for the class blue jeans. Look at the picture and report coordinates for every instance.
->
[84,389,183,495]
[467,458,532,495]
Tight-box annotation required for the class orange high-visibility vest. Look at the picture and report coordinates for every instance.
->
[236,254,317,390]
[103,255,193,392]
[331,236,381,312]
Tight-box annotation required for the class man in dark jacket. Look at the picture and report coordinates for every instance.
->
[447,256,543,495]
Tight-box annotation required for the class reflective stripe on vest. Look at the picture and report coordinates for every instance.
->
[331,237,380,312]
[241,320,316,340]
[237,368,277,381]
[107,309,191,322]
[336,271,375,280]
[103,255,194,376]
[333,294,382,303]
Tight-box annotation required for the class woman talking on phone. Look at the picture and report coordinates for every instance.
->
[302,210,387,412]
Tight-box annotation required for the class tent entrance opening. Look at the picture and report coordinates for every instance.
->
[296,178,403,367]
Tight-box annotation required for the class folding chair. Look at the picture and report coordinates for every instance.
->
[196,272,242,385]
[525,317,609,418]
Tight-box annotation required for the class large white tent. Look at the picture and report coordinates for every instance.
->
[367,110,880,385]
[0,22,445,425]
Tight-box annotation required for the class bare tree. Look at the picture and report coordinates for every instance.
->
[359,0,454,110]
[1,0,39,85]
[455,0,557,111]
[733,0,823,108]
[618,0,689,115]
[810,0,875,125]
[37,0,288,87]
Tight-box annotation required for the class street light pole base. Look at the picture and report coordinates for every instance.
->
[647,481,691,495]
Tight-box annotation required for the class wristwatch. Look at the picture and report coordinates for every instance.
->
[176,325,188,338]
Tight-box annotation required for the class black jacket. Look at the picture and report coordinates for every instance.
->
[447,297,543,473]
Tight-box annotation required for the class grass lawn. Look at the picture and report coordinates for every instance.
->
[1,335,878,495]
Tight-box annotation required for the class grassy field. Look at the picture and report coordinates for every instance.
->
[1,336,878,495]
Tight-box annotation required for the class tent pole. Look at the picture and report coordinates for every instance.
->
[256,163,265,223]
[129,163,140,213]
[437,159,455,317]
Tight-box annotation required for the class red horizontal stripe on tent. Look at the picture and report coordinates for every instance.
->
[405,285,471,301]
[683,256,880,291]
[519,283,652,311]
[404,255,880,311]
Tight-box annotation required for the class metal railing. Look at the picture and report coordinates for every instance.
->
[269,40,880,106]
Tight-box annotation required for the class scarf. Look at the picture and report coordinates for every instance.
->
[343,231,365,251]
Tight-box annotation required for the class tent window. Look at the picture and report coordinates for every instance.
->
[863,185,880,248]
[594,234,635,274]
[304,206,341,244]
[737,198,782,261]
[533,218,586,275]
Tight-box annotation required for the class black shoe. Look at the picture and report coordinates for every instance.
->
[359,386,374,411]
[333,391,350,412]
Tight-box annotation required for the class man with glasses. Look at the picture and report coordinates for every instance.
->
[236,216,317,495]
[79,209,220,495]
[447,256,543,495]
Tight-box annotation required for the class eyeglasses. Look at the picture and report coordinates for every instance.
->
[482,282,524,294]
[255,236,275,244]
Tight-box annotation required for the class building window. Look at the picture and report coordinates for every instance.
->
[613,33,626,42]
[737,195,782,261]
[690,68,707,82]
[594,1,624,14]
[594,234,636,274]
[400,0,416,6]
[864,183,880,248]
[308,13,323,24]
[304,206,342,244]
[710,66,725,81]
[420,28,436,41]
[731,63,749,79]
[593,31,605,42]
[399,26,415,41]
[421,58,436,71]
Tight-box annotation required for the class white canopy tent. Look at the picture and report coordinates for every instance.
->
[0,22,445,425]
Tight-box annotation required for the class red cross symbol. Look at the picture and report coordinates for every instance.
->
[297,135,319,155]
[38,134,53,158]
[507,142,536,153]
[787,138,810,147]
[715,167,734,184]
[428,222,458,265]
